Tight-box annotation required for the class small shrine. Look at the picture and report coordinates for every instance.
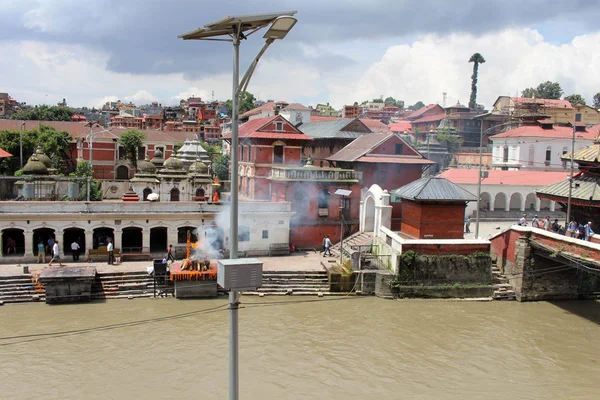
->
[175,138,212,171]
[157,155,189,201]
[130,156,159,201]
[16,153,55,199]
[188,158,213,201]
[150,147,165,171]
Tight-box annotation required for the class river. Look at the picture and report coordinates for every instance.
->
[1,297,599,399]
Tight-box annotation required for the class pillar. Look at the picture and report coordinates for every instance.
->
[359,200,365,231]
[489,195,495,211]
[24,229,33,258]
[535,197,541,212]
[142,228,151,253]
[85,230,93,258]
[114,228,122,251]
[550,200,556,212]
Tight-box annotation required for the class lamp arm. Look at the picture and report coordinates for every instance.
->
[236,38,275,101]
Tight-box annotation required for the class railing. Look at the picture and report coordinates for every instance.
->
[269,167,358,182]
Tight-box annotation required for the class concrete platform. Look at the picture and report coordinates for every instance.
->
[38,266,97,304]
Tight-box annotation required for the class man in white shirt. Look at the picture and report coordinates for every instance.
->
[71,241,81,262]
[107,239,114,265]
[48,240,63,267]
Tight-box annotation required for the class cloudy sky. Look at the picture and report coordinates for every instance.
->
[3,0,600,110]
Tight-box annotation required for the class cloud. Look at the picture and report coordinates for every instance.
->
[329,28,600,109]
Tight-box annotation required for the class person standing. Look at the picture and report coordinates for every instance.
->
[71,240,81,262]
[464,217,471,233]
[567,219,578,237]
[48,240,63,267]
[543,216,551,231]
[551,219,560,233]
[107,239,114,265]
[518,214,527,226]
[323,235,333,257]
[585,221,595,241]
[531,215,540,228]
[166,244,175,262]
[37,240,46,263]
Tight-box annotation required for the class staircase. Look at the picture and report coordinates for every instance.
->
[91,271,157,300]
[492,264,516,300]
[247,270,331,296]
[329,231,374,258]
[0,274,45,304]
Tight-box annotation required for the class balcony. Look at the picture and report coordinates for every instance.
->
[268,166,358,183]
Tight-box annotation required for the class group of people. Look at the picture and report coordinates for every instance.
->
[36,237,86,267]
[518,214,595,241]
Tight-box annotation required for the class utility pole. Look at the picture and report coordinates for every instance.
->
[19,121,25,169]
[475,121,484,239]
[566,124,576,226]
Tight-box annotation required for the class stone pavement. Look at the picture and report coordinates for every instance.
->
[0,250,329,277]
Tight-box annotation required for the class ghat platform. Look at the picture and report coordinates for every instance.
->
[38,266,97,304]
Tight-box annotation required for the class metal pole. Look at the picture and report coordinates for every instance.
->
[229,290,240,400]
[19,122,24,169]
[89,124,93,179]
[340,207,344,265]
[229,31,240,400]
[230,35,240,261]
[475,121,484,239]
[566,124,575,227]
[86,176,91,202]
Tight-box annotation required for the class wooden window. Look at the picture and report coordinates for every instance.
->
[274,146,284,164]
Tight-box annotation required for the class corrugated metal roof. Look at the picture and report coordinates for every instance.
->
[327,133,390,162]
[298,118,366,139]
[536,174,600,202]
[392,177,477,202]
[561,143,600,163]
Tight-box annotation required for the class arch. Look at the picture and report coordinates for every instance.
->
[150,227,168,253]
[524,193,537,211]
[63,228,86,255]
[494,192,507,211]
[539,197,551,210]
[121,227,143,253]
[480,192,492,211]
[143,187,153,201]
[363,196,376,232]
[33,227,56,256]
[177,226,198,244]
[116,165,129,180]
[195,187,206,201]
[93,227,114,250]
[2,228,25,256]
[509,192,522,210]
[170,187,180,202]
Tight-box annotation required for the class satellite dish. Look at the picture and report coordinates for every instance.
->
[147,193,159,201]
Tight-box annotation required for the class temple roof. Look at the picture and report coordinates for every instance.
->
[393,177,477,202]
[536,173,600,205]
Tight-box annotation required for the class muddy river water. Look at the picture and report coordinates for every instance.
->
[1,297,599,399]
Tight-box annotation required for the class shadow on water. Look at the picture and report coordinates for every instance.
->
[549,300,600,325]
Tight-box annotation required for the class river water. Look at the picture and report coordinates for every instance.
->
[1,297,599,400]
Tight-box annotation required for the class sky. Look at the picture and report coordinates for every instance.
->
[2,0,600,110]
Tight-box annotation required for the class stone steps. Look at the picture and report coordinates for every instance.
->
[491,266,516,301]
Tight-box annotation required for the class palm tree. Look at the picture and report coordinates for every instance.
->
[468,53,486,109]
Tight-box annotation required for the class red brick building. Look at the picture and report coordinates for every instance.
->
[328,132,434,230]
[223,115,361,247]
[392,177,477,239]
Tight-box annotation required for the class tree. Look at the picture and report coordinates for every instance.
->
[522,81,564,100]
[212,154,230,181]
[564,94,586,107]
[409,101,425,111]
[118,129,145,170]
[70,160,102,201]
[12,105,74,121]
[594,93,600,110]
[384,97,405,109]
[0,125,73,175]
[224,91,256,117]
[468,53,486,109]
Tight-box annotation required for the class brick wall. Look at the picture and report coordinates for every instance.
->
[401,201,466,239]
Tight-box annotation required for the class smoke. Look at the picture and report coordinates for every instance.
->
[192,205,230,260]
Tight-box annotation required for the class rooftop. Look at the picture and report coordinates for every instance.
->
[393,177,477,202]
[298,118,369,140]
[490,124,597,140]
[438,168,569,186]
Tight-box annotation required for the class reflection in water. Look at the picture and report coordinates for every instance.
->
[1,298,599,400]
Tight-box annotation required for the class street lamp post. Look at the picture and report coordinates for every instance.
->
[565,124,576,227]
[179,13,297,400]
[19,121,25,169]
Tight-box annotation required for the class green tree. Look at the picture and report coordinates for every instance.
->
[384,97,405,109]
[521,87,537,98]
[212,154,230,181]
[409,101,425,111]
[564,94,586,107]
[118,129,145,170]
[225,91,256,117]
[70,160,102,201]
[0,125,73,175]
[468,53,486,109]
[12,105,74,121]
[593,93,600,110]
[522,81,564,100]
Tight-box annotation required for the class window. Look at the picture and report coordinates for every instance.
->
[273,146,284,164]
[247,144,252,161]
[262,230,268,239]
[502,146,509,163]
[238,226,250,242]
[317,189,329,217]
[118,146,127,160]
[340,198,351,221]
[241,145,245,162]
[154,146,164,155]
[575,113,582,122]
[275,122,283,131]
[170,187,180,202]
[116,165,129,180]
[562,147,568,168]
[545,146,552,165]
[395,144,403,154]
[137,146,145,160]
[528,145,534,166]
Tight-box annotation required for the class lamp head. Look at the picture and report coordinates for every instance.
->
[264,16,297,40]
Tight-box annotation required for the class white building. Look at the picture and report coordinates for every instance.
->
[279,103,312,126]
[438,169,569,216]
[0,201,293,262]
[490,121,598,170]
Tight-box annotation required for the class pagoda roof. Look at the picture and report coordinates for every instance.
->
[392,176,477,202]
[536,173,600,206]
